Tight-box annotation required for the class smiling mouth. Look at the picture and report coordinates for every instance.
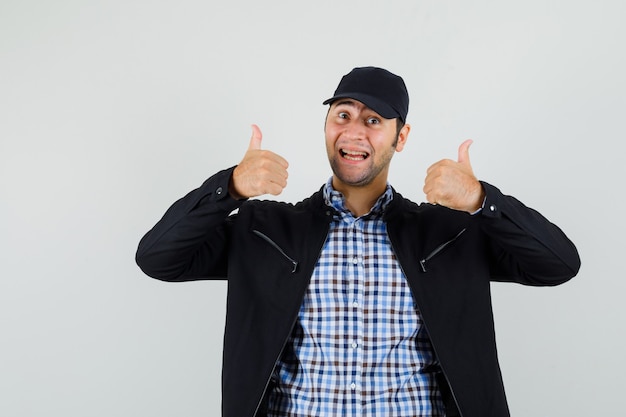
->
[340,149,369,161]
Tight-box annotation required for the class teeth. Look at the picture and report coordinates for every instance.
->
[341,149,368,160]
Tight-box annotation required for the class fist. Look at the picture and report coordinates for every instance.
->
[229,125,289,199]
[423,140,485,213]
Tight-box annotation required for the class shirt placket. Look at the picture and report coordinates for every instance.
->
[346,217,365,416]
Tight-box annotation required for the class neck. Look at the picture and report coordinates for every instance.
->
[332,177,388,217]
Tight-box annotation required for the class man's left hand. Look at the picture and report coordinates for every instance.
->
[423,140,485,213]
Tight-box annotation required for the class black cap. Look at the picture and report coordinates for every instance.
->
[323,66,409,123]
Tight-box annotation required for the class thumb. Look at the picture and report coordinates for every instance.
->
[248,124,263,150]
[457,139,473,166]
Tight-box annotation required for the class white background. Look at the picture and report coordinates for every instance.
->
[1,0,624,415]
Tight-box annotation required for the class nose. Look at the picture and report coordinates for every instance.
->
[342,119,367,141]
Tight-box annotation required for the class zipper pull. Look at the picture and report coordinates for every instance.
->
[252,230,299,274]
[420,228,467,273]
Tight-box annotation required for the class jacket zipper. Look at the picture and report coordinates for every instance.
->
[388,232,466,416]
[419,228,466,273]
[252,311,300,417]
[438,367,463,417]
[252,229,299,273]
[251,226,331,416]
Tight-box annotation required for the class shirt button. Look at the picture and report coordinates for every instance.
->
[489,204,497,212]
[350,382,357,390]
[216,186,223,196]
[351,342,358,349]
[352,301,359,308]
[352,257,359,265]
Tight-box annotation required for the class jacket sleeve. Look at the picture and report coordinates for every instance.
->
[135,167,244,282]
[478,181,581,286]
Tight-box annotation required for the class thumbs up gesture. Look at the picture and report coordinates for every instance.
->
[229,125,289,199]
[423,140,485,213]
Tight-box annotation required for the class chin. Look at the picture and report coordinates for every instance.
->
[333,171,375,188]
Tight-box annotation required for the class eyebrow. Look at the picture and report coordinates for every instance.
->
[333,99,358,108]
[332,99,382,119]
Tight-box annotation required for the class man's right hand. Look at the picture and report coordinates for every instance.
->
[228,124,289,199]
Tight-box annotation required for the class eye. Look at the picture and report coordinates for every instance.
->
[338,112,349,119]
[367,117,380,125]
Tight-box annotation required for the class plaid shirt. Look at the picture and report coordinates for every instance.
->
[267,180,445,416]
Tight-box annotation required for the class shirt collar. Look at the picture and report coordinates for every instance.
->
[322,177,394,218]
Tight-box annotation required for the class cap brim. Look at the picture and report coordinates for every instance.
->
[323,93,400,120]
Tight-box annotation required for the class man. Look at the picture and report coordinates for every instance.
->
[136,67,580,416]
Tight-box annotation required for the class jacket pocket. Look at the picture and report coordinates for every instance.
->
[252,229,299,273]
[420,228,466,273]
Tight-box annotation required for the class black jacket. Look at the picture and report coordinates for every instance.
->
[136,167,580,417]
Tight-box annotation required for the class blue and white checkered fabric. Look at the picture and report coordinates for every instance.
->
[267,180,445,416]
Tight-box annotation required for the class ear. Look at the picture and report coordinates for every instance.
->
[395,123,411,152]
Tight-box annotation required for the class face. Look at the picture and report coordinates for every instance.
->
[324,99,410,192]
